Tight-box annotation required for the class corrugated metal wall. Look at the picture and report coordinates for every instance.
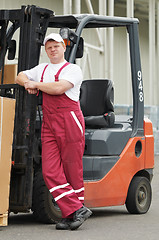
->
[1,0,159,153]
[2,0,156,106]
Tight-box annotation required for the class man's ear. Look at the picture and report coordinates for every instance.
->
[63,44,66,52]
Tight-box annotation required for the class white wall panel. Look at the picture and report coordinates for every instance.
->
[1,0,157,105]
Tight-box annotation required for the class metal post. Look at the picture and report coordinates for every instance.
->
[149,0,156,104]
[127,0,134,104]
[127,0,134,17]
[157,1,159,105]
[74,0,81,66]
[73,0,81,14]
[63,0,72,14]
[99,0,107,78]
[108,0,114,80]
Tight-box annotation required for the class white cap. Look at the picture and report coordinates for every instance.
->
[43,33,65,45]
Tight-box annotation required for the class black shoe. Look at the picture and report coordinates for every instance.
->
[56,218,73,230]
[70,206,92,230]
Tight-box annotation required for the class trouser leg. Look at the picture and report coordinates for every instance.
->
[61,110,85,204]
[41,122,82,218]
[61,141,85,204]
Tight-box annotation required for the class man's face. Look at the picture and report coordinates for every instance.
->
[45,40,66,64]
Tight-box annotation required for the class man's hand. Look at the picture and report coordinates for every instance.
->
[16,72,38,94]
[16,71,73,96]
[24,81,38,94]
[24,80,37,90]
[27,88,38,94]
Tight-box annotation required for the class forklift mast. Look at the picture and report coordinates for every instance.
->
[0,5,53,212]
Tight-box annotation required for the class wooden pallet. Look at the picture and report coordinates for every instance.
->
[0,212,8,226]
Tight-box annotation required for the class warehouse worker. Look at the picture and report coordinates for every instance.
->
[15,33,92,230]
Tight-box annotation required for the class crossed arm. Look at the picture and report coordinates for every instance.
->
[15,72,73,95]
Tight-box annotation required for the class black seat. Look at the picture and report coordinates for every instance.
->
[80,79,115,128]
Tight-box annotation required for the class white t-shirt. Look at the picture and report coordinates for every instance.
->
[23,60,83,102]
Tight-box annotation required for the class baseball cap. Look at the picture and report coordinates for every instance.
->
[43,33,65,45]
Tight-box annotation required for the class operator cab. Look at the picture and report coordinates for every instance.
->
[59,24,133,181]
[80,79,132,155]
[79,79,132,180]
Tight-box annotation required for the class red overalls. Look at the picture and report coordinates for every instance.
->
[41,62,85,218]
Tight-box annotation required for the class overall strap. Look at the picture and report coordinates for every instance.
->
[54,62,70,82]
[36,62,70,97]
[41,64,49,82]
[36,64,49,96]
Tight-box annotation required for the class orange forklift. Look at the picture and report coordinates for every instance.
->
[0,5,154,223]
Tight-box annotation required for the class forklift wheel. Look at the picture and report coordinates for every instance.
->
[32,169,62,223]
[125,176,152,214]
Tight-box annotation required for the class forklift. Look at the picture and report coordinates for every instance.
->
[0,5,154,223]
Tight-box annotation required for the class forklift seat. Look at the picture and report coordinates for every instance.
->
[80,79,115,128]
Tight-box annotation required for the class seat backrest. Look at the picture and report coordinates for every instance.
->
[80,79,114,117]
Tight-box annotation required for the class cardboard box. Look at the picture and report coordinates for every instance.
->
[0,212,8,226]
[0,97,15,226]
[0,64,17,84]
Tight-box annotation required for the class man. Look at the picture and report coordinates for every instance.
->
[15,33,92,230]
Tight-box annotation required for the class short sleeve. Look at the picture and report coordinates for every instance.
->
[23,63,47,82]
[59,64,83,86]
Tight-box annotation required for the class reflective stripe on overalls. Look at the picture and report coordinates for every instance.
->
[41,62,85,218]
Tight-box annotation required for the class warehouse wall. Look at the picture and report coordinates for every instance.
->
[0,0,62,14]
[1,0,150,106]
[1,0,159,153]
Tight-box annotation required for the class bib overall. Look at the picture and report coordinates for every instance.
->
[41,63,85,218]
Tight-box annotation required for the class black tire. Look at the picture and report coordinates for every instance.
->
[125,176,152,214]
[32,169,62,224]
